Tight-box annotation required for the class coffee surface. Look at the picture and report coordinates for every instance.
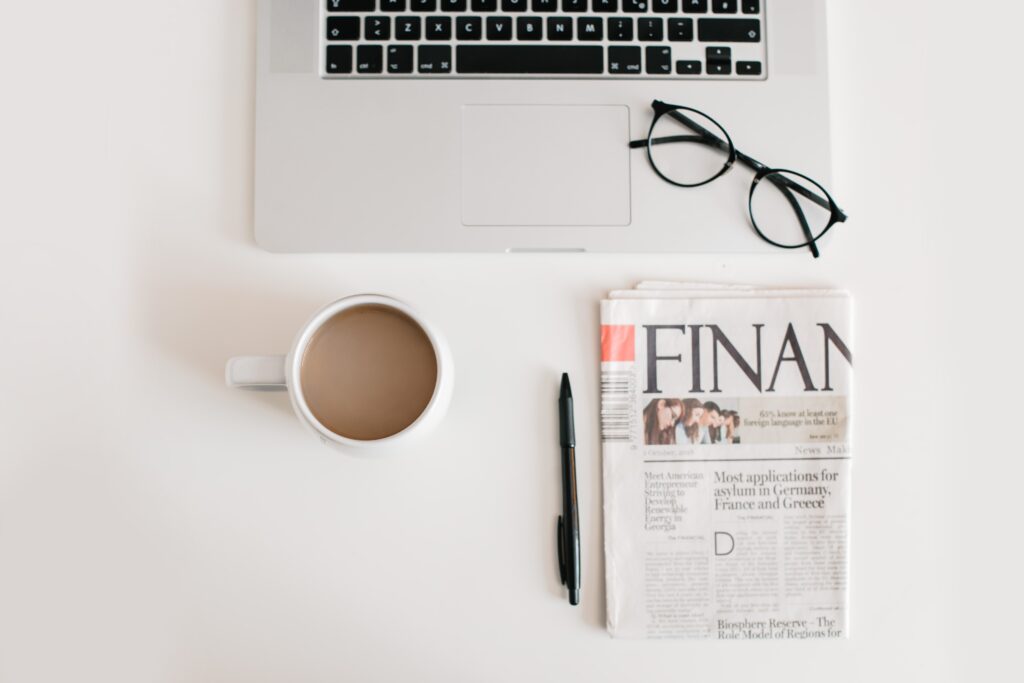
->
[300,305,438,441]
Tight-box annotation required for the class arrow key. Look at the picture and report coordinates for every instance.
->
[736,60,761,75]
[675,59,701,74]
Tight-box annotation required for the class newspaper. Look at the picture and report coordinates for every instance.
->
[600,282,853,639]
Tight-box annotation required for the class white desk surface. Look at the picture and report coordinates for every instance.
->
[2,1,1021,681]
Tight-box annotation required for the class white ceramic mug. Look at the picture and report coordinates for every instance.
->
[225,295,453,450]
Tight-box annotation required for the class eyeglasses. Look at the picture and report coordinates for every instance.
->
[629,100,847,258]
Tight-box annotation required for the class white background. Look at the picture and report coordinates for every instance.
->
[1,1,1022,681]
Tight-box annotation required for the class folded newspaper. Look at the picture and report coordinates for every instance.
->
[600,282,853,639]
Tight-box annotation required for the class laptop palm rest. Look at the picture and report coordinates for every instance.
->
[461,105,631,227]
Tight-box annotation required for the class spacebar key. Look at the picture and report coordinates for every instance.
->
[456,46,604,74]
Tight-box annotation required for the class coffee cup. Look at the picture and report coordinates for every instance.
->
[226,295,453,450]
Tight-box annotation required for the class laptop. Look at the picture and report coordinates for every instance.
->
[255,0,833,253]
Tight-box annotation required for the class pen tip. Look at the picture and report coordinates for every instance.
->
[560,373,572,398]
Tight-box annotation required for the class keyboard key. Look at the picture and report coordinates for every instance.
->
[456,45,603,73]
[472,0,497,10]
[608,17,633,41]
[326,45,353,73]
[682,0,707,12]
[742,0,758,12]
[419,45,452,72]
[578,17,603,40]
[387,44,414,72]
[737,60,761,75]
[608,46,641,74]
[427,16,451,39]
[562,0,587,11]
[548,17,573,40]
[646,46,671,74]
[503,0,528,10]
[487,17,512,40]
[676,59,701,74]
[396,16,422,39]
[366,16,391,40]
[326,0,375,11]
[532,0,558,9]
[357,45,383,73]
[457,16,482,38]
[517,17,543,39]
[638,18,663,41]
[327,17,360,40]
[623,0,647,12]
[652,0,677,12]
[441,0,466,9]
[381,0,406,10]
[712,0,736,13]
[706,47,731,73]
[698,18,760,41]
[412,0,437,10]
[668,18,693,41]
[593,0,618,10]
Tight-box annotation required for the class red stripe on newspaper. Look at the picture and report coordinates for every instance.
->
[601,325,635,362]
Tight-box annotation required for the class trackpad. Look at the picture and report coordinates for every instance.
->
[461,105,631,227]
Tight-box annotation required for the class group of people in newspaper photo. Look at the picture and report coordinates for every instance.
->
[642,398,742,446]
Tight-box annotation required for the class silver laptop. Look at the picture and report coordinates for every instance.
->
[255,0,834,253]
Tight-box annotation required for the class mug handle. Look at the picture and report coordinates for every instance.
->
[225,355,287,390]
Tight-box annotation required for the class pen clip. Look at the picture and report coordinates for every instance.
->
[557,515,567,586]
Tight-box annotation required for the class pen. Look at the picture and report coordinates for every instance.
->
[557,372,581,606]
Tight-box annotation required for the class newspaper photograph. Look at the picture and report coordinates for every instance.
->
[600,284,853,639]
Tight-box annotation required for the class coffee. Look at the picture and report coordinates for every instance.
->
[299,305,438,441]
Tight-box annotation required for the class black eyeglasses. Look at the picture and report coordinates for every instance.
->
[629,100,847,258]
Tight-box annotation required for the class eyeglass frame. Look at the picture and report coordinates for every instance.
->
[629,100,848,257]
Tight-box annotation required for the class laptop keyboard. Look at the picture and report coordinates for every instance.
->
[322,0,767,78]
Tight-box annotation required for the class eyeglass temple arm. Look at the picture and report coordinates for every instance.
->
[629,135,703,148]
[628,110,733,151]
[773,179,820,258]
[737,150,844,220]
[632,110,846,218]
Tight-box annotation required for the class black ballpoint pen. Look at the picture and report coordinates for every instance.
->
[557,373,581,606]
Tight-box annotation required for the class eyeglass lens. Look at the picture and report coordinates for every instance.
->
[750,171,833,248]
[648,109,732,187]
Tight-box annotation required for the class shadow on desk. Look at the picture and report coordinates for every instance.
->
[130,270,323,422]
